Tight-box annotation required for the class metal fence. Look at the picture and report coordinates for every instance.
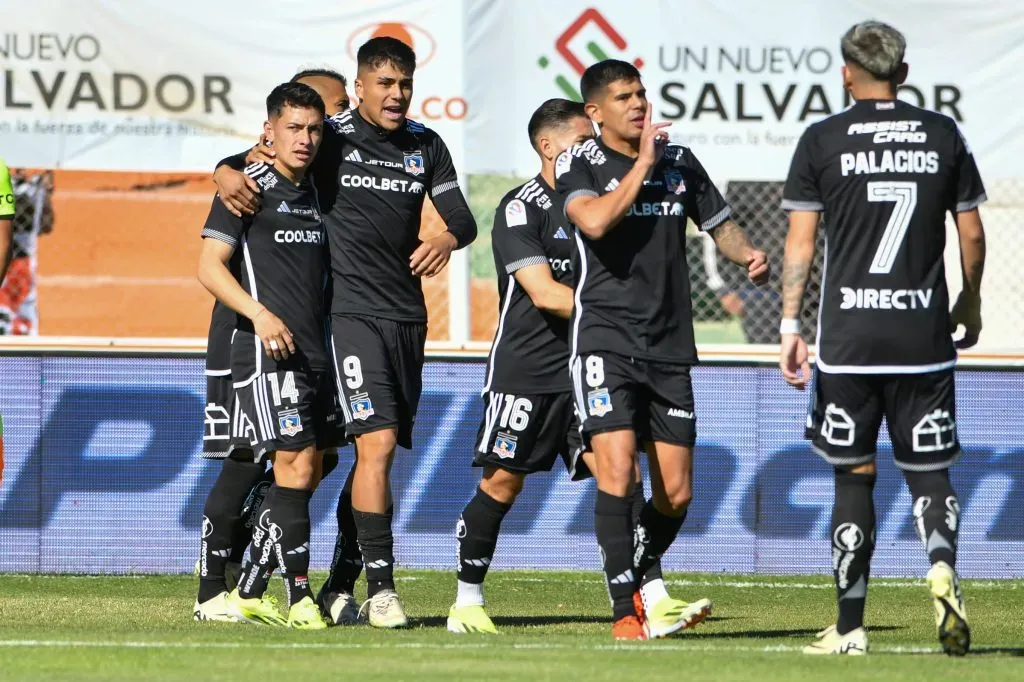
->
[468,175,1022,350]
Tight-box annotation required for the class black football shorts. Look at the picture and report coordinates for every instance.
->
[570,351,697,447]
[328,313,426,449]
[806,369,959,471]
[473,390,590,480]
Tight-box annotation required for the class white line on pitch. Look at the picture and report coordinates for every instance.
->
[0,639,940,655]
[496,577,1017,590]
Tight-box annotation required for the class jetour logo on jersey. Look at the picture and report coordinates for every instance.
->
[839,287,933,310]
[548,258,571,272]
[339,174,425,194]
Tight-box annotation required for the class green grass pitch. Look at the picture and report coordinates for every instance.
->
[1,571,1021,680]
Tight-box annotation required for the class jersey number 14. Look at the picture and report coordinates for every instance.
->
[867,181,918,275]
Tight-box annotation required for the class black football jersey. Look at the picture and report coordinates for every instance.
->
[556,138,731,364]
[483,176,574,394]
[310,109,463,322]
[782,99,987,373]
[201,162,328,372]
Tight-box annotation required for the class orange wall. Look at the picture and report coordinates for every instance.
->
[33,170,497,340]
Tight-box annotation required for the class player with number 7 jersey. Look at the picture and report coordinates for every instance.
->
[781,99,986,373]
[779,20,987,657]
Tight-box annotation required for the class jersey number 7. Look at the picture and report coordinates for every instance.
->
[867,181,918,275]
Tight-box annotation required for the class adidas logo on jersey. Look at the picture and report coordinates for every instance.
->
[345,150,363,163]
[605,178,620,192]
[553,226,569,240]
[277,201,290,213]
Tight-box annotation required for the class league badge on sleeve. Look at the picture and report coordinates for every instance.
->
[587,388,613,417]
[492,432,518,459]
[505,199,528,227]
[403,154,425,176]
[350,392,375,421]
[555,151,572,179]
[278,409,304,437]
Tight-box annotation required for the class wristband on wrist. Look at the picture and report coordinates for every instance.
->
[779,318,800,335]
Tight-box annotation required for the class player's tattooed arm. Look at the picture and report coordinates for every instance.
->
[780,211,819,320]
[710,220,770,285]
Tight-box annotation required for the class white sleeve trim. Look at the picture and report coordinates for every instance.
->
[700,206,731,231]
[562,189,599,220]
[505,255,549,273]
[201,228,237,246]
[430,180,459,198]
[781,199,824,212]
[955,193,987,213]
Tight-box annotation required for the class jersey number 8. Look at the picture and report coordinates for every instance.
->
[585,355,605,388]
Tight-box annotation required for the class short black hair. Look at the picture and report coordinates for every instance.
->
[527,98,587,149]
[357,37,416,74]
[266,81,325,119]
[291,67,347,88]
[580,59,641,103]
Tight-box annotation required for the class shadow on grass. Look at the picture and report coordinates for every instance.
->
[410,614,615,628]
[970,647,1024,657]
